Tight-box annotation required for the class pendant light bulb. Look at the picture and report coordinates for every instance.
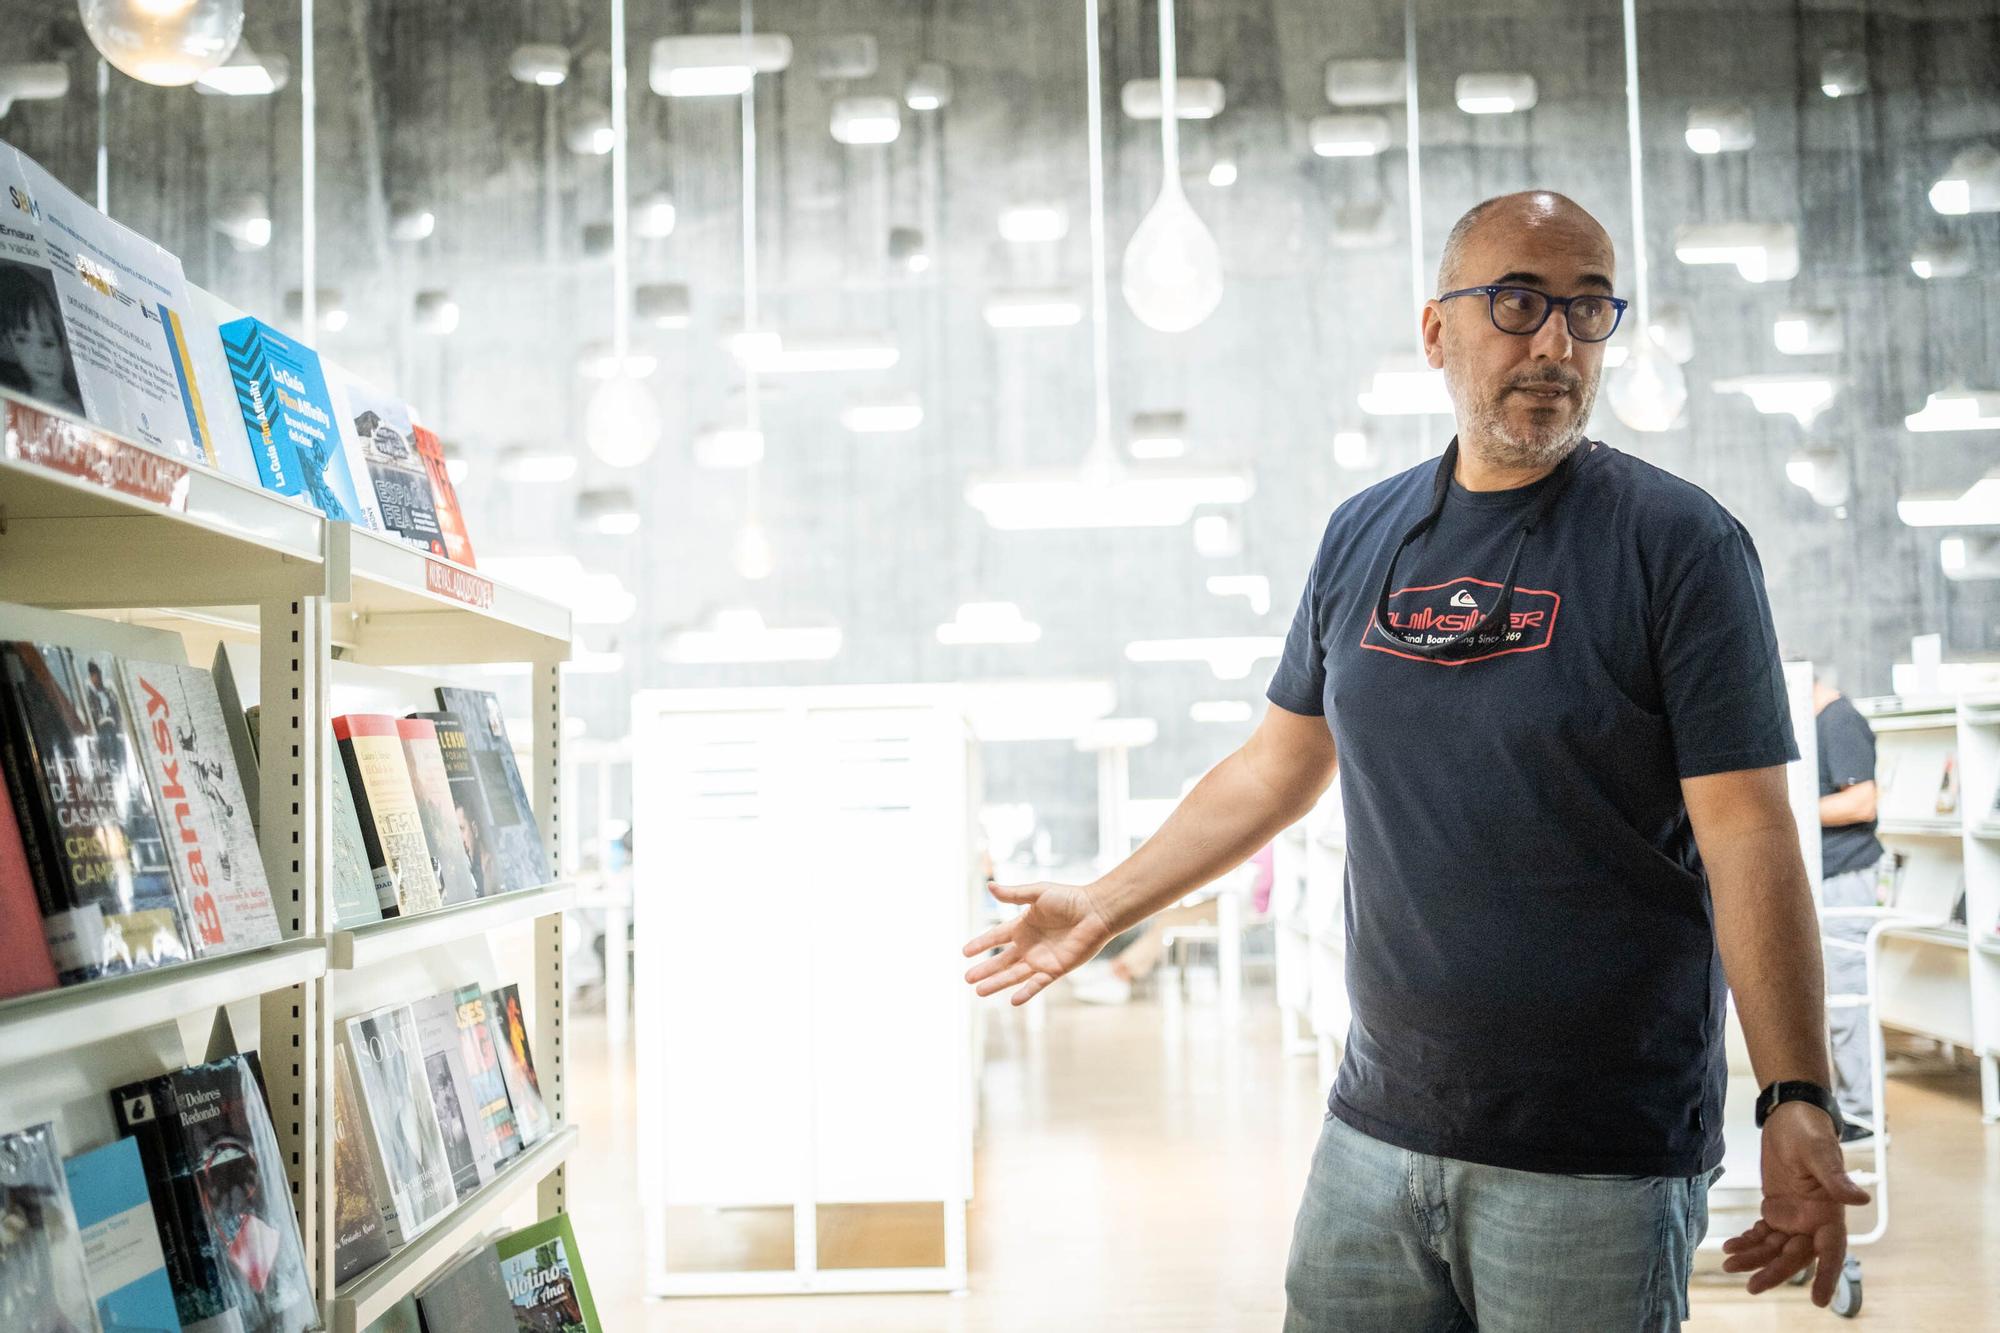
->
[1120,0,1222,333]
[1608,345,1687,433]
[80,0,244,86]
[734,521,775,581]
[585,376,662,468]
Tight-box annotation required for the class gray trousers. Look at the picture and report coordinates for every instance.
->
[1821,859,1882,1124]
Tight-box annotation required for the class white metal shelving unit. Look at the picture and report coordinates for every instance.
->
[1857,693,2000,1119]
[0,390,579,1322]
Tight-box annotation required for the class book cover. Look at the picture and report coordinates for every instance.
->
[451,984,522,1167]
[118,659,281,958]
[215,313,371,526]
[494,1213,601,1333]
[417,1242,514,1332]
[435,689,550,893]
[328,752,389,927]
[330,1043,390,1286]
[5,145,216,463]
[410,991,493,1195]
[360,1295,419,1333]
[411,423,476,567]
[396,720,478,906]
[487,983,550,1148]
[407,712,505,899]
[0,760,59,999]
[113,1054,314,1333]
[341,1005,458,1244]
[333,715,443,917]
[62,1135,183,1332]
[328,370,441,554]
[0,641,190,984]
[0,1121,99,1333]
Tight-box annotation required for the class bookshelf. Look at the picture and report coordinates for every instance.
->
[1858,694,2000,1121]
[0,388,578,1321]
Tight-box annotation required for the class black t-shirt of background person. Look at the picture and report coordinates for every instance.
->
[1267,440,1797,1178]
[1817,694,1885,879]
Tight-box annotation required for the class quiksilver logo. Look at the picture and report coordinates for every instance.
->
[1450,589,1479,609]
[1362,575,1562,665]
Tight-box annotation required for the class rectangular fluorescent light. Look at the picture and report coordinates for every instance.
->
[998,205,1069,243]
[1119,77,1226,120]
[1129,409,1186,459]
[982,289,1083,328]
[1712,374,1839,427]
[649,33,793,97]
[840,397,924,433]
[664,609,841,663]
[1898,474,2000,527]
[1324,58,1404,107]
[937,602,1042,646]
[830,95,901,145]
[733,333,899,374]
[1310,113,1391,157]
[1455,73,1538,115]
[1205,574,1271,615]
[966,468,1253,530]
[1673,222,1800,283]
[1905,388,2000,433]
[1773,310,1842,356]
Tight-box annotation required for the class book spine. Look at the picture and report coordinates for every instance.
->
[336,733,400,918]
[0,689,64,937]
[112,1074,228,1327]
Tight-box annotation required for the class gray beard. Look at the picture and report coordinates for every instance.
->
[1445,362,1600,471]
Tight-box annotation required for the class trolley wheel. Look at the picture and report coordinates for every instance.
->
[1832,1256,1862,1319]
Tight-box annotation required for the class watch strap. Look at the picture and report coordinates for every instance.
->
[1754,1079,1843,1133]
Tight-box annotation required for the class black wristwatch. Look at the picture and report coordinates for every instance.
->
[1754,1080,1844,1134]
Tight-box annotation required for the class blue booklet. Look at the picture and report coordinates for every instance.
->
[62,1137,183,1331]
[216,313,371,525]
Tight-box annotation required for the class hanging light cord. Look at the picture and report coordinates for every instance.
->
[741,0,763,520]
[1084,0,1112,464]
[610,0,629,363]
[1621,0,1651,331]
[1158,0,1179,175]
[1403,0,1424,335]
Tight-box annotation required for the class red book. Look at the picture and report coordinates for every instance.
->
[0,764,60,999]
[412,425,476,569]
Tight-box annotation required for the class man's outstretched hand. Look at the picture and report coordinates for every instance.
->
[962,881,1117,1006]
[1720,1102,1872,1308]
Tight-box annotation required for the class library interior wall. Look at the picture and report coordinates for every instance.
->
[5,0,1997,858]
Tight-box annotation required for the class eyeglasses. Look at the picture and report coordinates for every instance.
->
[1435,284,1628,343]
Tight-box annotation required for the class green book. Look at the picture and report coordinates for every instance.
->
[495,1213,601,1332]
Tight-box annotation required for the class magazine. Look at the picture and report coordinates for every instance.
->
[451,984,522,1166]
[495,1213,601,1333]
[342,1005,458,1243]
[411,990,494,1194]
[329,370,443,554]
[435,688,550,893]
[0,1121,98,1333]
[488,983,550,1148]
[215,313,373,526]
[331,1043,391,1285]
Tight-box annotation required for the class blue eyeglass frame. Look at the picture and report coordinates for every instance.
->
[1435,284,1629,343]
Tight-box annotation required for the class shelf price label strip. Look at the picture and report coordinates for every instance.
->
[4,398,192,511]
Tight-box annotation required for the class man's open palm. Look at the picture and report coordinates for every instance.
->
[962,881,1116,1006]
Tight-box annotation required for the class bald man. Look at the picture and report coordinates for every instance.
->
[964,191,1867,1330]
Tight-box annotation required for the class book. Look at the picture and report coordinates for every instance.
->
[451,984,522,1167]
[435,689,550,893]
[488,983,550,1148]
[0,762,59,999]
[396,719,479,906]
[2,145,219,463]
[112,1053,315,1333]
[333,715,443,917]
[411,991,494,1195]
[215,313,373,526]
[328,370,442,554]
[361,1295,420,1333]
[62,1136,182,1331]
[407,712,506,899]
[118,659,281,958]
[330,1043,391,1286]
[0,641,191,984]
[211,642,383,928]
[495,1213,601,1333]
[416,1242,515,1332]
[412,423,476,567]
[341,1005,458,1244]
[0,1121,99,1333]
[1936,753,1958,816]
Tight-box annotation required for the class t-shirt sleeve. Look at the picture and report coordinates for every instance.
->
[1266,549,1326,717]
[1653,526,1800,779]
[1819,704,1877,791]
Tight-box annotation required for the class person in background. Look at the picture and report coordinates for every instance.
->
[1815,671,1887,1141]
[1071,844,1274,1005]
[0,264,84,417]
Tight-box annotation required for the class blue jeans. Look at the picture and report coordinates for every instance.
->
[1284,1113,1713,1332]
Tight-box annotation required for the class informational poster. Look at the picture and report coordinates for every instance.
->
[0,143,218,462]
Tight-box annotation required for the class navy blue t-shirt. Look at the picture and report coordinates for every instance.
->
[1267,439,1797,1178]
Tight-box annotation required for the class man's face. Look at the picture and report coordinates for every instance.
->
[1424,210,1616,469]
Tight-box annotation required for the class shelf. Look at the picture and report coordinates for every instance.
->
[1972,822,2000,842]
[330,881,578,969]
[1977,935,2000,960]
[328,1123,578,1333]
[1883,923,1970,951]
[329,524,572,667]
[1863,709,1959,734]
[0,938,327,1070]
[1877,818,1966,839]
[0,392,327,610]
